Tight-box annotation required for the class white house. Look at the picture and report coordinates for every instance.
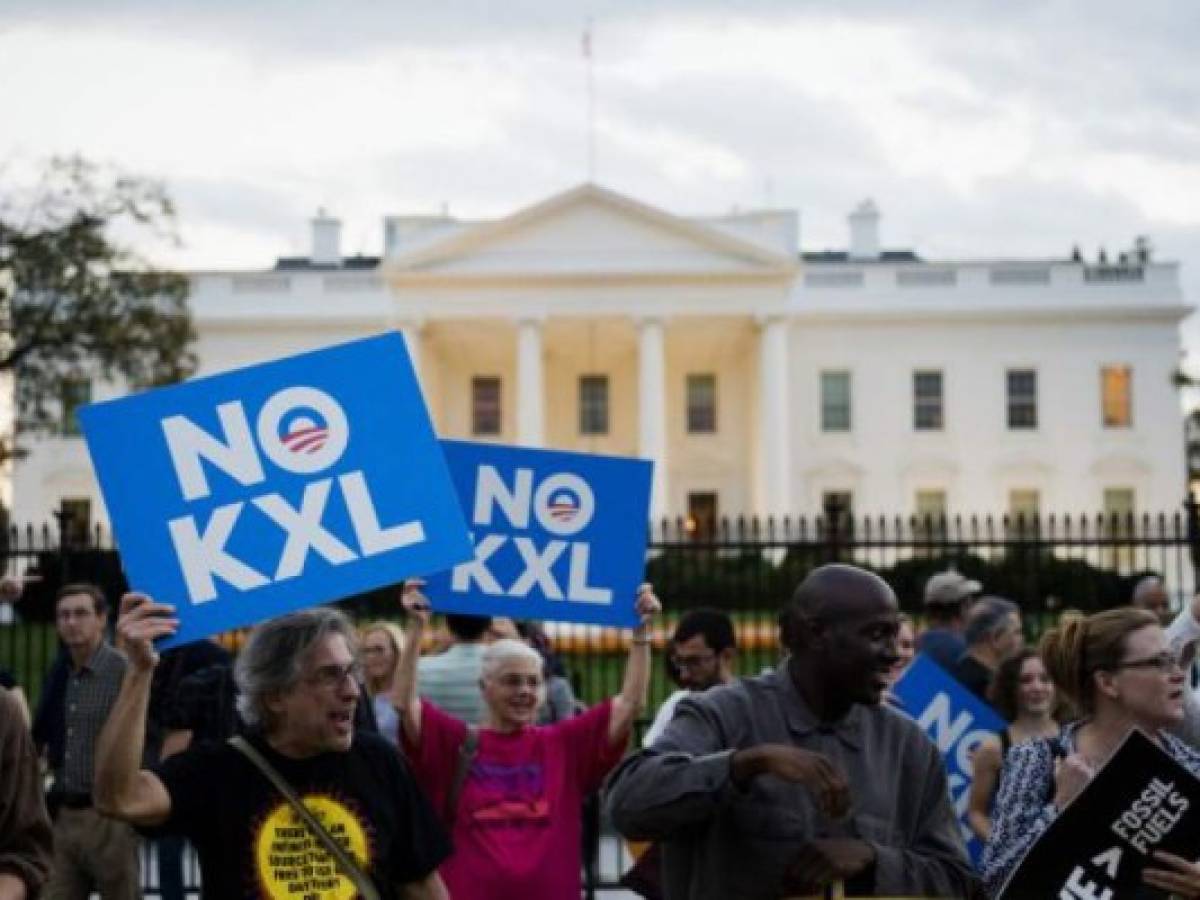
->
[11,184,1191,535]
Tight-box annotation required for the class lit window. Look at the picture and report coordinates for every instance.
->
[914,489,947,547]
[686,374,716,434]
[1103,487,1136,568]
[578,375,609,435]
[913,371,943,431]
[1006,369,1037,430]
[1008,489,1040,534]
[471,376,501,436]
[915,489,947,519]
[1101,366,1132,428]
[821,372,851,432]
[686,492,718,540]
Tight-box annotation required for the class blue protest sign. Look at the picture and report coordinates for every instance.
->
[422,440,653,628]
[893,654,1007,863]
[80,332,473,648]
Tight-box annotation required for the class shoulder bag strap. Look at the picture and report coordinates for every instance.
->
[444,726,480,828]
[229,736,381,900]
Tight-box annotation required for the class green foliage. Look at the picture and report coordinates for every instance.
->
[0,156,197,456]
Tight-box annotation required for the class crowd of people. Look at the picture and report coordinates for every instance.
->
[5,566,1200,898]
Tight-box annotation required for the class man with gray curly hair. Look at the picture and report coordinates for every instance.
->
[94,594,451,899]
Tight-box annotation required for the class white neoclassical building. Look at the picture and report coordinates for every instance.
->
[10,184,1192,533]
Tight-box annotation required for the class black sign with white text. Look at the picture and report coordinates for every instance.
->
[999,729,1200,899]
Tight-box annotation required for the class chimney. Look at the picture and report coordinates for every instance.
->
[848,199,881,260]
[311,208,342,267]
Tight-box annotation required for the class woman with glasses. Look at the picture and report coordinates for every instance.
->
[361,621,406,747]
[394,580,660,900]
[981,608,1200,897]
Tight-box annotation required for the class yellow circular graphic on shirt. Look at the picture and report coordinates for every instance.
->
[254,795,371,900]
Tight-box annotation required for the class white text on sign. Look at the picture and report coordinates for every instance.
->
[162,386,427,604]
[451,465,612,604]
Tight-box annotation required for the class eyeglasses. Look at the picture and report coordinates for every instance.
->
[492,673,543,690]
[1113,652,1186,673]
[305,662,363,689]
[670,652,717,672]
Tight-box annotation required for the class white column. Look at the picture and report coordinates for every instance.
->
[398,321,422,385]
[638,317,668,521]
[516,318,544,447]
[757,315,791,521]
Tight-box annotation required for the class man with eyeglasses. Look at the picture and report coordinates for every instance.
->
[643,608,738,748]
[94,595,452,899]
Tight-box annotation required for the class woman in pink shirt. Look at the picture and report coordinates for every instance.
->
[394,581,659,900]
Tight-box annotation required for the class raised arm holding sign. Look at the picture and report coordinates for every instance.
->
[394,579,660,900]
[79,333,472,648]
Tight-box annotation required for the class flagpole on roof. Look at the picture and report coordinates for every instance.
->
[583,17,596,182]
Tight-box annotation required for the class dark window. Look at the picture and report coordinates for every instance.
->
[60,379,92,437]
[58,497,92,545]
[913,371,943,430]
[822,490,853,532]
[1006,369,1037,430]
[471,376,501,436]
[578,375,609,435]
[686,374,716,434]
[821,372,851,432]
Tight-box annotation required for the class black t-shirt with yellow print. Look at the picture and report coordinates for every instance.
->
[154,731,449,899]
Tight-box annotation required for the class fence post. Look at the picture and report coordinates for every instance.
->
[823,495,844,563]
[1185,495,1200,585]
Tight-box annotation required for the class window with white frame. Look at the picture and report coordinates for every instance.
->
[1006,369,1037,430]
[820,371,851,432]
[578,374,609,435]
[471,376,502,436]
[686,374,717,434]
[1100,366,1133,429]
[913,371,943,431]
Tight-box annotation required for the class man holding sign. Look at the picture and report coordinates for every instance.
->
[606,564,977,899]
[94,594,452,900]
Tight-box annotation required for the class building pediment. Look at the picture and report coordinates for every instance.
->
[385,184,796,285]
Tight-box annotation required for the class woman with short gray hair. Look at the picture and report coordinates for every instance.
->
[393,580,660,900]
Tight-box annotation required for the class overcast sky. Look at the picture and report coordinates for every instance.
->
[3,1,1198,361]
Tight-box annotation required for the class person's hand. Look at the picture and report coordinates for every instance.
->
[486,617,519,641]
[1052,753,1095,811]
[1143,850,1200,897]
[400,579,432,628]
[633,583,661,634]
[782,838,875,893]
[115,593,178,673]
[0,576,22,604]
[731,744,850,819]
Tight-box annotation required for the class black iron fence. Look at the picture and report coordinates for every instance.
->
[4,504,1200,711]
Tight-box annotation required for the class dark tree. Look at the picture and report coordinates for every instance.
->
[0,156,197,458]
